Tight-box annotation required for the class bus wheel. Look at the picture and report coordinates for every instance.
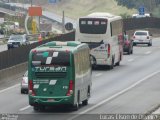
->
[116,61,120,66]
[90,55,96,69]
[33,106,39,111]
[109,58,114,70]
[33,105,45,111]
[39,105,45,111]
[82,99,88,106]
[116,54,121,66]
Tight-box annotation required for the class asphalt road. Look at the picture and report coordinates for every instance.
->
[1,38,160,120]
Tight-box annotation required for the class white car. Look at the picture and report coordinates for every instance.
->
[132,30,152,46]
[21,71,28,94]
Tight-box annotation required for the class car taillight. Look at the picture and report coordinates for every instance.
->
[147,36,149,39]
[29,80,35,96]
[66,80,73,96]
[107,44,111,58]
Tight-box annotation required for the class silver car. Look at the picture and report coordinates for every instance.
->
[21,71,28,94]
[132,30,152,46]
[7,34,30,50]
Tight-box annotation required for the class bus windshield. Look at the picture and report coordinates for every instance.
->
[79,18,107,34]
[32,51,70,66]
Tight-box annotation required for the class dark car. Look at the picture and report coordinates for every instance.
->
[123,35,133,55]
[7,34,30,50]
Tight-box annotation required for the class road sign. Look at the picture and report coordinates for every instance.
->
[48,0,57,4]
[65,22,73,31]
[139,6,145,15]
[28,7,42,16]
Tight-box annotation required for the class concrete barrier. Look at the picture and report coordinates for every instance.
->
[0,62,28,81]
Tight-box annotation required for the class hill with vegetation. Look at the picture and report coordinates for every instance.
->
[14,0,137,19]
[115,0,160,17]
[14,0,160,18]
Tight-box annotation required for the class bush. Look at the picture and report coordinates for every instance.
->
[120,13,131,19]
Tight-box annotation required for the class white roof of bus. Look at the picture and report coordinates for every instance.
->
[86,12,122,19]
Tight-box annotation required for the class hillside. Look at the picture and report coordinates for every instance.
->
[31,0,137,19]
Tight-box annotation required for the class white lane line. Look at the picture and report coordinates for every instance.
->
[152,108,160,114]
[19,105,31,111]
[127,58,134,62]
[0,84,20,94]
[145,51,152,55]
[95,73,102,77]
[67,71,160,120]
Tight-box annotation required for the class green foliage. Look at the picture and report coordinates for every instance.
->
[120,13,131,19]
[152,5,160,17]
[115,0,159,11]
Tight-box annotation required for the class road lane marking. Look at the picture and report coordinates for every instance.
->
[95,73,102,77]
[19,105,31,111]
[127,58,134,62]
[145,51,152,55]
[67,71,160,120]
[0,84,20,94]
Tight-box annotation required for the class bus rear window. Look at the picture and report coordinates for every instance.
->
[79,18,107,34]
[32,51,70,66]
[135,32,147,36]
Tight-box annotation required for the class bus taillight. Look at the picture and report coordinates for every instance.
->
[29,80,35,96]
[66,80,73,96]
[32,49,37,53]
[107,44,111,58]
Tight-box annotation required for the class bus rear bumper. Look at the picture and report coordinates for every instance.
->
[29,96,73,106]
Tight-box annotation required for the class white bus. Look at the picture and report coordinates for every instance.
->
[75,12,123,69]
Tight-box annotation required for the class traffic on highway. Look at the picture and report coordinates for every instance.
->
[1,0,160,120]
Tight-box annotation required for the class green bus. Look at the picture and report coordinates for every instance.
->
[28,41,92,111]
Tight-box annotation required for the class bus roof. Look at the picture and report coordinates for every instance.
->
[32,41,88,52]
[83,12,122,19]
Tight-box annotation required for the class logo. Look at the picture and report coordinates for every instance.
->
[34,66,67,72]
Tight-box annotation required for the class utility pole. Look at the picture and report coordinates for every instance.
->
[62,10,65,33]
[30,0,32,7]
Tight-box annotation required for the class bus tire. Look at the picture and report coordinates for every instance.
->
[82,99,88,106]
[21,89,24,94]
[116,61,120,66]
[33,105,45,111]
[33,106,39,111]
[116,55,121,66]
[109,57,114,70]
[90,55,96,69]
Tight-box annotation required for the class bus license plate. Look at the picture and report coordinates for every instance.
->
[48,99,55,102]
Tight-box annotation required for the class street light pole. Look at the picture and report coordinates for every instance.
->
[62,10,65,34]
[30,0,32,7]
